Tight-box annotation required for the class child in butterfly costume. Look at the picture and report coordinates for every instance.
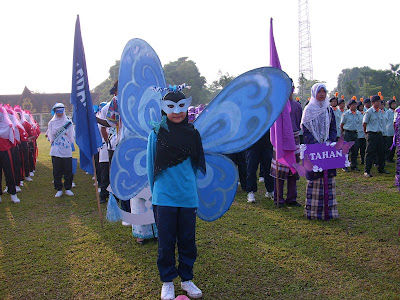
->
[147,89,206,300]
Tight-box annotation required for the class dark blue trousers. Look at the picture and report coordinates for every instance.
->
[108,149,129,212]
[245,142,274,193]
[227,151,247,191]
[51,156,73,191]
[153,205,197,282]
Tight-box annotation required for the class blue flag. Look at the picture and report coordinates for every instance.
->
[70,15,102,175]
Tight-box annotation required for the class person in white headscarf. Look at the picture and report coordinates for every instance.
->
[301,83,338,220]
[47,103,75,198]
[5,106,24,192]
[24,110,39,177]
[0,105,20,203]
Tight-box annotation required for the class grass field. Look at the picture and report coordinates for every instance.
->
[0,135,399,299]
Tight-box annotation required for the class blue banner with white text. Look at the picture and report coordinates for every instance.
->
[70,15,102,175]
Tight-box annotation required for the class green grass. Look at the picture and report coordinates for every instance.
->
[1,135,399,299]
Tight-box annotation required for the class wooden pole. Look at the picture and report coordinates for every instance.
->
[92,156,103,228]
[275,151,281,208]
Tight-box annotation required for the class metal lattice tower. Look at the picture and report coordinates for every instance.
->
[298,0,313,96]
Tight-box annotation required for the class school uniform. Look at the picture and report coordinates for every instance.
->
[384,108,395,162]
[97,105,110,202]
[357,111,366,164]
[7,111,22,185]
[0,108,18,198]
[363,106,386,174]
[47,112,74,192]
[20,118,33,179]
[104,98,131,212]
[245,130,274,194]
[331,107,342,140]
[341,110,361,169]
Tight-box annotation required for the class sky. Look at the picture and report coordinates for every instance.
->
[1,0,399,97]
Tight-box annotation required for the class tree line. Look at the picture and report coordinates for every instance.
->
[93,57,234,106]
[93,58,400,107]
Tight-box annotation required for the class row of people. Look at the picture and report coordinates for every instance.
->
[0,104,40,204]
[334,96,396,176]
[230,84,398,221]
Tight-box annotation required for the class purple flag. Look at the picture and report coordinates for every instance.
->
[269,18,297,173]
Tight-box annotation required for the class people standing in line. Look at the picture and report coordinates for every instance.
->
[330,95,341,141]
[24,110,39,177]
[363,95,389,177]
[271,85,302,207]
[245,130,274,203]
[337,97,346,127]
[363,97,372,112]
[96,102,110,204]
[14,106,33,182]
[384,98,396,163]
[301,83,338,220]
[0,105,20,204]
[96,81,132,225]
[11,106,28,186]
[356,101,366,165]
[4,106,23,193]
[340,98,361,172]
[393,104,400,191]
[47,103,75,197]
[147,90,205,300]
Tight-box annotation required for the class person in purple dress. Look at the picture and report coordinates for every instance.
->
[301,83,338,220]
[270,84,302,206]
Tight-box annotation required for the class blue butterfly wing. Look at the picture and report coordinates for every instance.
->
[197,154,238,222]
[118,38,165,137]
[110,135,148,200]
[194,67,292,154]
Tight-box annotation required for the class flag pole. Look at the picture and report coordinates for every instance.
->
[275,156,281,208]
[92,156,103,228]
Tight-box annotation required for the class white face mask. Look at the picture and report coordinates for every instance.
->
[161,97,192,114]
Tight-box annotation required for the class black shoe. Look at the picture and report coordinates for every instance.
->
[100,198,107,204]
[378,170,390,174]
[342,167,350,172]
[351,167,361,171]
[386,159,395,163]
[286,201,302,207]
[364,172,373,178]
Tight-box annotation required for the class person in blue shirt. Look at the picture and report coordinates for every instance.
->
[384,99,396,163]
[356,101,366,165]
[341,99,362,172]
[363,95,389,177]
[147,90,206,300]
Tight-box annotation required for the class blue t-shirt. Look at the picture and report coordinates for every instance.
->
[147,130,199,208]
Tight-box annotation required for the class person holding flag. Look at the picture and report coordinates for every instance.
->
[268,18,299,207]
[270,80,302,206]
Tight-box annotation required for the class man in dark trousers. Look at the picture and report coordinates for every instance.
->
[363,95,389,177]
[341,99,362,172]
[245,130,274,202]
